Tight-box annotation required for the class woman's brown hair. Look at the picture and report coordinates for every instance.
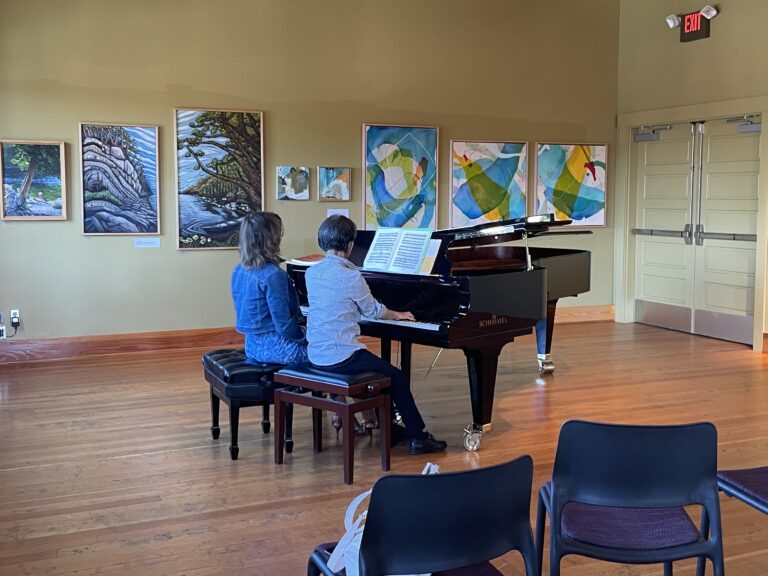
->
[238,211,283,268]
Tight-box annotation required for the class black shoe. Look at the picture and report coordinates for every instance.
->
[390,423,409,446]
[409,432,447,455]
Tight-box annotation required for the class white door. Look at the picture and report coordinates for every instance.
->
[633,117,760,345]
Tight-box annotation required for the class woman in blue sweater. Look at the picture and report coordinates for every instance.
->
[231,212,308,365]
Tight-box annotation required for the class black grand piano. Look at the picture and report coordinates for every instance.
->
[287,214,590,450]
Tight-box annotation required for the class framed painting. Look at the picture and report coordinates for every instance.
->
[317,166,351,201]
[1,140,66,220]
[175,108,263,250]
[276,165,310,200]
[535,142,607,226]
[363,123,438,229]
[80,122,159,235]
[450,140,527,228]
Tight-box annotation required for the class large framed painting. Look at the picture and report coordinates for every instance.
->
[363,123,437,229]
[1,140,66,221]
[318,167,351,201]
[535,142,607,226]
[450,140,527,228]
[80,123,159,235]
[175,108,263,250]
[276,165,310,200]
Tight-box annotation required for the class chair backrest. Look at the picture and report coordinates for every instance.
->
[358,455,533,576]
[552,420,718,509]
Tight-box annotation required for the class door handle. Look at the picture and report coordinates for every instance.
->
[632,226,693,244]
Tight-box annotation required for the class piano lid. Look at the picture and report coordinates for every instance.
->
[432,214,568,248]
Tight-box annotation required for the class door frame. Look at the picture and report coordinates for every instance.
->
[614,97,768,351]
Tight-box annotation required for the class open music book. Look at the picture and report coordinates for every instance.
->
[362,227,438,275]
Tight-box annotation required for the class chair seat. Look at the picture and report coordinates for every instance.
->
[718,466,768,510]
[561,500,700,550]
[311,543,503,575]
[278,364,386,388]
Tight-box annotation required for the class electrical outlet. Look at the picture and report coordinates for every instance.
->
[10,309,19,320]
[0,325,6,340]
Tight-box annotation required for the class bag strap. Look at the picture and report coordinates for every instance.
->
[343,489,372,530]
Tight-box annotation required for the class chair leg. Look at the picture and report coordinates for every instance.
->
[261,404,271,434]
[696,510,711,576]
[342,404,354,485]
[535,493,546,576]
[519,531,538,576]
[664,561,673,576]
[712,554,725,576]
[229,400,240,460]
[380,399,390,472]
[210,388,220,439]
[312,406,323,452]
[274,391,285,465]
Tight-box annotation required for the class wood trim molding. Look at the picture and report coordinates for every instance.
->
[0,328,244,365]
[763,333,768,353]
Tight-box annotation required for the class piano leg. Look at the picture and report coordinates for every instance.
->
[462,343,504,450]
[534,299,559,374]
[380,338,392,364]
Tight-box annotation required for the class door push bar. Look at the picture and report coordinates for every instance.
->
[632,224,693,244]
[694,224,757,245]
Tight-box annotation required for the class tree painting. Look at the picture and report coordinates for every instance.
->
[1,141,66,220]
[175,109,263,249]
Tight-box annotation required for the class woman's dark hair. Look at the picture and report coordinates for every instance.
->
[317,214,357,252]
[238,211,283,268]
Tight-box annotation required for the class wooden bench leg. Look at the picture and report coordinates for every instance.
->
[210,388,221,439]
[285,403,294,454]
[312,391,323,453]
[275,390,285,465]
[261,404,271,434]
[380,400,391,472]
[343,403,354,485]
[229,400,240,460]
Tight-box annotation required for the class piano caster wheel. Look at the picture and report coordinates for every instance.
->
[285,439,294,454]
[262,421,271,434]
[211,426,220,440]
[537,359,555,374]
[229,446,239,460]
[463,427,482,451]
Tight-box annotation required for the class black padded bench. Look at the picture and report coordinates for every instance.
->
[274,365,391,485]
[203,348,293,460]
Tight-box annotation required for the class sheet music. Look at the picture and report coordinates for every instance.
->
[363,227,433,274]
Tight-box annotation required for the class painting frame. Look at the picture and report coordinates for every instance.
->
[362,123,438,230]
[450,139,528,228]
[276,165,311,201]
[174,107,264,250]
[1,140,67,221]
[79,122,160,236]
[534,142,607,227]
[317,166,351,202]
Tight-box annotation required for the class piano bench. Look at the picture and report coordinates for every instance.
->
[273,366,391,485]
[202,348,293,461]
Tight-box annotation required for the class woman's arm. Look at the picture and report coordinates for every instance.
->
[265,269,306,341]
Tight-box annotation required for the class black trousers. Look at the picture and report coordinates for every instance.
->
[312,349,426,439]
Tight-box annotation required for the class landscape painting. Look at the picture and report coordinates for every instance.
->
[318,167,350,201]
[175,108,263,249]
[1,140,66,221]
[80,123,159,235]
[363,124,437,229]
[535,143,607,226]
[276,165,310,200]
[450,140,527,227]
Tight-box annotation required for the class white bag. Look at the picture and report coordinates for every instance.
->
[327,463,440,576]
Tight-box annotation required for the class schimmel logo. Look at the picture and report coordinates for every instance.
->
[478,315,508,328]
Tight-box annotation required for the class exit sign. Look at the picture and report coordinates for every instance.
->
[680,11,711,42]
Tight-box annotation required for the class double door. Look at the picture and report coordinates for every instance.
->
[633,118,760,345]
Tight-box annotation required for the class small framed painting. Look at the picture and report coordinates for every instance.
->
[317,167,351,201]
[363,123,438,229]
[1,140,66,220]
[276,165,310,200]
[450,140,527,227]
[535,142,607,226]
[80,122,160,235]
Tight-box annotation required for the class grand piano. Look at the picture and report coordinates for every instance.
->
[287,214,591,450]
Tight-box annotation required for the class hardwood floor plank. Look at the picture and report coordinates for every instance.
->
[1,323,767,574]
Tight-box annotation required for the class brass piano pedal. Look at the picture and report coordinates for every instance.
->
[537,354,555,375]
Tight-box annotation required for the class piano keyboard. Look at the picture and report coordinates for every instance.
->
[299,306,441,332]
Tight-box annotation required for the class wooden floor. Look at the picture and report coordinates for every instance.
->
[1,322,768,575]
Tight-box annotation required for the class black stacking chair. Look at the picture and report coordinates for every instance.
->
[718,465,768,514]
[308,455,538,576]
[535,420,724,576]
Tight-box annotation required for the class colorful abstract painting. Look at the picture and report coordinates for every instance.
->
[535,143,607,226]
[363,124,437,229]
[80,123,159,235]
[276,166,310,200]
[1,140,66,221]
[451,140,527,227]
[175,108,263,249]
[318,167,351,201]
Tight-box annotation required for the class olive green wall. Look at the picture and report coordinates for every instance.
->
[619,0,768,113]
[0,0,619,339]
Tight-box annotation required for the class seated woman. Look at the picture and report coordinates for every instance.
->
[231,212,308,365]
[304,215,447,455]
